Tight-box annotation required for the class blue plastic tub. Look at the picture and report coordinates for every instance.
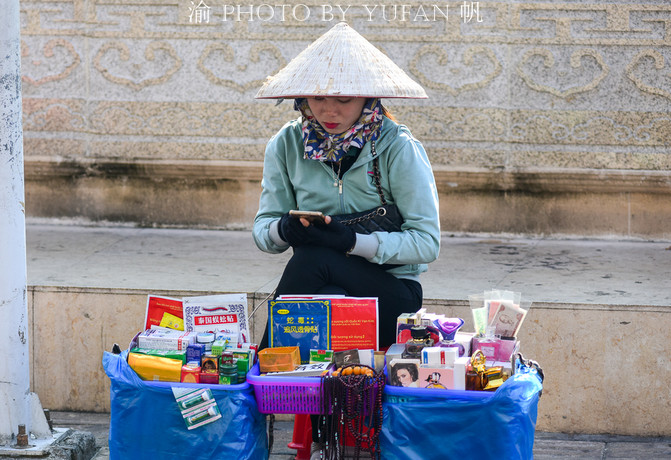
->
[103,351,268,460]
[380,364,543,460]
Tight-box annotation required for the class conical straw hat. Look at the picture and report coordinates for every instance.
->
[255,22,427,99]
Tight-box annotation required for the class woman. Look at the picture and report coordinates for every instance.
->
[253,22,440,459]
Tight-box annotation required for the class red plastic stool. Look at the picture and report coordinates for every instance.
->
[287,414,313,460]
[287,414,376,459]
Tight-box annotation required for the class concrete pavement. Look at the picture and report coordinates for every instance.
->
[26,219,671,307]
[47,411,671,459]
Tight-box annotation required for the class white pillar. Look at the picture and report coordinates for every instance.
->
[0,0,32,445]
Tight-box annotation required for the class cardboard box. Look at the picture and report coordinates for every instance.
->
[137,327,197,351]
[418,367,455,390]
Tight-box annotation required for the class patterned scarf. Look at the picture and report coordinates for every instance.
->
[294,98,384,162]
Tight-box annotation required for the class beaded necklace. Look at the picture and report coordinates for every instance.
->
[319,364,386,459]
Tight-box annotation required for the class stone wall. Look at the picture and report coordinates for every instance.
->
[20,1,671,236]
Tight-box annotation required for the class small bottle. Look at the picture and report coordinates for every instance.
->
[465,369,482,391]
[197,332,215,353]
[402,326,434,359]
[473,326,500,361]
[466,350,486,391]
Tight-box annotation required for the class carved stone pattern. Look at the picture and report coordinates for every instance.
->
[93,41,182,90]
[408,45,502,95]
[626,49,671,101]
[198,42,287,92]
[517,48,609,98]
[21,38,81,86]
[16,0,671,173]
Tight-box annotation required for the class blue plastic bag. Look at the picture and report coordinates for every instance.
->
[103,351,268,460]
[380,366,542,460]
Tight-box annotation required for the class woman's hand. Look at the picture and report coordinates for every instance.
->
[278,214,356,253]
[304,216,356,253]
[277,213,312,246]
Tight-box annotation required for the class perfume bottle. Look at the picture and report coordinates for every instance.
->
[437,338,465,357]
[466,350,486,391]
[433,317,466,357]
[402,325,434,360]
[473,326,501,361]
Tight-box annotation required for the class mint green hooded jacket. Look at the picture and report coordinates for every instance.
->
[253,116,440,282]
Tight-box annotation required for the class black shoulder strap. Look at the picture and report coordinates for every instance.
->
[371,141,387,206]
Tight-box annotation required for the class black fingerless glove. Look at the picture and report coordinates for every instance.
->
[304,219,356,253]
[277,213,310,247]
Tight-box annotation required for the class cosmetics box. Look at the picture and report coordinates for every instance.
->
[384,343,406,363]
[498,337,520,362]
[452,356,470,391]
[421,347,458,367]
[454,332,474,356]
[417,367,456,390]
[137,327,197,351]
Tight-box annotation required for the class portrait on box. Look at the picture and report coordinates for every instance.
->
[389,361,419,388]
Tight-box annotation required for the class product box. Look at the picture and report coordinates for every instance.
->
[199,372,219,384]
[453,356,470,391]
[137,327,197,351]
[357,349,376,368]
[472,336,500,361]
[269,299,331,364]
[384,343,406,363]
[232,349,253,371]
[417,367,455,390]
[201,354,219,373]
[181,365,201,383]
[144,295,184,331]
[186,343,205,364]
[498,337,520,362]
[485,360,513,376]
[334,349,359,368]
[183,293,250,342]
[130,347,187,364]
[387,358,421,387]
[211,340,227,356]
[421,347,458,367]
[454,332,474,356]
[127,352,183,382]
[472,337,520,362]
[309,349,334,363]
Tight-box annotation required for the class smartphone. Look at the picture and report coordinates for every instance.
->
[289,210,326,224]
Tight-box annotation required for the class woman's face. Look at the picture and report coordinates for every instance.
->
[396,368,414,387]
[306,97,367,135]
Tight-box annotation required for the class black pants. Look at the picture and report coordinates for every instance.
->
[260,245,423,350]
[258,246,423,444]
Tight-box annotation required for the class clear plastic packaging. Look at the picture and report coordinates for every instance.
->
[485,290,531,338]
[468,293,488,336]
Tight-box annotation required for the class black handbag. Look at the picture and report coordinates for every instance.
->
[331,153,403,235]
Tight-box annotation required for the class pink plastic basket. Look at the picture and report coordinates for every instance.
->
[247,363,326,414]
